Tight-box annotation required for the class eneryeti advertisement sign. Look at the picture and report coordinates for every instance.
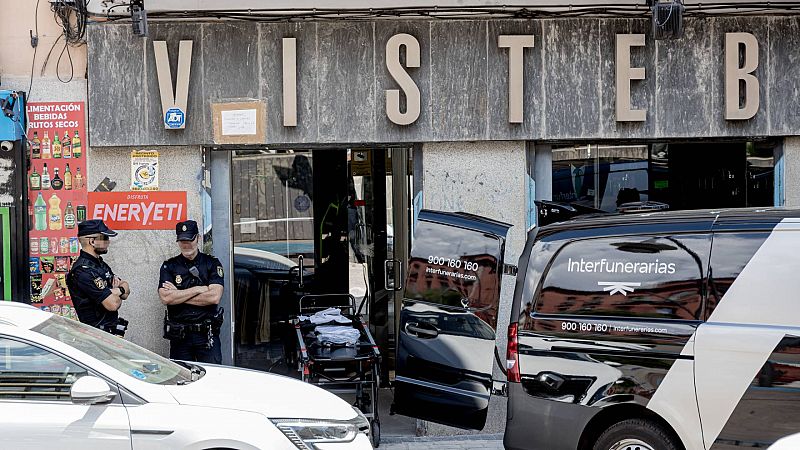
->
[87,191,187,229]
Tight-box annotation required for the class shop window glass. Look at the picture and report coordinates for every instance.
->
[0,338,86,401]
[552,141,776,213]
[552,144,649,212]
[535,234,709,320]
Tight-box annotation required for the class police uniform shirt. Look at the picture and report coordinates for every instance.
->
[67,250,118,327]
[159,252,224,323]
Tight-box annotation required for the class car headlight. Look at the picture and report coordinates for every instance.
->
[273,407,370,449]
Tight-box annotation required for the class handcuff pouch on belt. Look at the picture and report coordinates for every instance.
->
[102,317,129,337]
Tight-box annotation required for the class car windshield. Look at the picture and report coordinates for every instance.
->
[31,315,194,385]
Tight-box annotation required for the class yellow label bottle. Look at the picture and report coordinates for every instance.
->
[64,164,73,190]
[48,194,62,231]
[52,133,62,159]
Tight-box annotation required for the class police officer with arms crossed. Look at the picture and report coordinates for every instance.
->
[67,219,131,336]
[159,220,224,364]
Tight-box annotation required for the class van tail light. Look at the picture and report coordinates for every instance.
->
[507,323,521,383]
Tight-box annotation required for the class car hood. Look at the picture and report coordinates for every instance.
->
[164,365,358,421]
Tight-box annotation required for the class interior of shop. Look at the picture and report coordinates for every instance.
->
[229,148,411,378]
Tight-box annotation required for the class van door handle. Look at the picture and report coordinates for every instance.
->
[537,372,565,391]
[405,322,439,338]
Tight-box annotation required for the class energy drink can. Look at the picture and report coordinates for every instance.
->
[76,205,86,222]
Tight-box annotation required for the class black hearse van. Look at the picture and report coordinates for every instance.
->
[393,208,800,450]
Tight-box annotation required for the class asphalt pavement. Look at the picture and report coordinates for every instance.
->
[380,435,504,450]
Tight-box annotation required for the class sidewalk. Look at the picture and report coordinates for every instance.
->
[379,434,504,450]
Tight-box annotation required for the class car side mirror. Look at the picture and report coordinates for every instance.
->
[70,376,116,405]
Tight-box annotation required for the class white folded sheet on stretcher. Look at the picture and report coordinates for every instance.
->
[299,307,352,325]
[315,326,362,345]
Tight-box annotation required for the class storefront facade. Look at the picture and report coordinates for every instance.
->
[86,14,800,432]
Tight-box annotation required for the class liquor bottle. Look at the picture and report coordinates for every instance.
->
[64,202,76,229]
[31,131,41,159]
[30,166,41,190]
[72,131,81,159]
[41,163,51,190]
[64,164,72,190]
[52,133,62,158]
[74,167,83,189]
[41,131,51,159]
[34,192,47,231]
[48,194,62,231]
[51,168,63,190]
[62,131,71,159]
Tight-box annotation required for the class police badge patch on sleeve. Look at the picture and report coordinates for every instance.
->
[217,266,224,277]
[94,277,106,289]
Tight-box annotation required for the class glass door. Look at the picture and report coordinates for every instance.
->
[231,149,316,373]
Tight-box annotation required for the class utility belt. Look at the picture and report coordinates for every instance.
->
[163,309,223,341]
[101,317,129,337]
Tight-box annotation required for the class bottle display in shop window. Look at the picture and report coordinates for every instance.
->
[64,202,75,229]
[51,168,63,190]
[34,192,47,231]
[74,166,83,189]
[72,131,81,159]
[48,194,62,231]
[41,163,51,190]
[62,131,71,159]
[30,166,41,190]
[27,102,88,317]
[31,131,40,159]
[52,133,62,159]
[42,131,51,159]
[64,164,72,190]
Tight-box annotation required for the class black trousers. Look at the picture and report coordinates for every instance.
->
[169,331,221,364]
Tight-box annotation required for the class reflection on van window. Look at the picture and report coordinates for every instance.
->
[404,220,503,329]
[534,234,709,321]
[707,232,770,318]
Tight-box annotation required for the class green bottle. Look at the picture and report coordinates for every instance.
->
[34,192,47,231]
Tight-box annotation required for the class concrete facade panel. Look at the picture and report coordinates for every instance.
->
[430,21,488,141]
[487,20,543,140]
[143,23,206,146]
[653,18,715,138]
[260,23,319,144]
[86,145,203,357]
[316,22,376,143]
[375,21,433,142]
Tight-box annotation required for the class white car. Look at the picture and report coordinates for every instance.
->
[0,301,372,449]
[769,433,800,450]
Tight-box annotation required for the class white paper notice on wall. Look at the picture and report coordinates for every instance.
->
[221,109,258,135]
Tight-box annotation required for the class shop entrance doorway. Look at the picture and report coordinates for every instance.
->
[229,147,410,381]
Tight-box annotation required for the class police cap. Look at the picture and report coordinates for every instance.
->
[77,219,118,238]
[176,220,199,241]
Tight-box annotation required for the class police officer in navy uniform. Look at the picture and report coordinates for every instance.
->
[158,220,224,364]
[67,219,131,335]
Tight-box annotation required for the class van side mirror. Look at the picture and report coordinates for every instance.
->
[70,376,116,405]
[384,259,403,291]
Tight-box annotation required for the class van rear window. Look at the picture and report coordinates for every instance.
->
[532,234,709,321]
